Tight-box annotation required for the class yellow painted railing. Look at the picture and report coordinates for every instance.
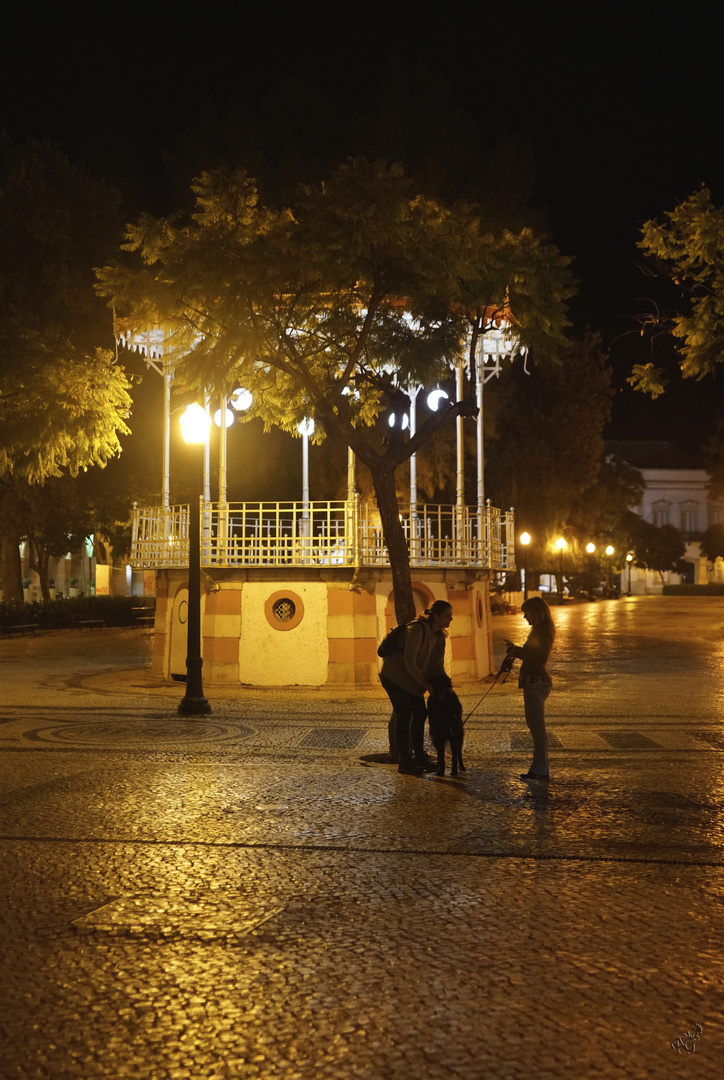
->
[130,500,515,571]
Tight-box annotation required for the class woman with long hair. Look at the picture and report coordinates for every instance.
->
[504,595,556,781]
[379,599,453,775]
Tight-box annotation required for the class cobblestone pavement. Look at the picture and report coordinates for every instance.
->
[1,597,723,1078]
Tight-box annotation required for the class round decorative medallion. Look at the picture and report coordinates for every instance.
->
[264,589,305,631]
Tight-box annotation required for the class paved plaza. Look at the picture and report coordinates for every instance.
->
[1,596,723,1079]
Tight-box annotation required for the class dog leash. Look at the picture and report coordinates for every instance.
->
[461,650,515,727]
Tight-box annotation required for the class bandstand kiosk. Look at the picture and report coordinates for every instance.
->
[121,321,517,687]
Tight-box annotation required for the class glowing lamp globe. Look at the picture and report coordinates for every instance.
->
[214,407,235,428]
[180,403,211,445]
[231,388,253,412]
[427,388,449,411]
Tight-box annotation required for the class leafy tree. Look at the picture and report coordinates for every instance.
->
[568,455,644,543]
[699,523,724,563]
[0,136,131,482]
[0,138,133,603]
[484,334,614,545]
[100,158,572,621]
[625,514,687,584]
[167,61,540,220]
[631,186,724,396]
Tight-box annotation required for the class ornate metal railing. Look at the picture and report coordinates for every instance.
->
[131,500,515,571]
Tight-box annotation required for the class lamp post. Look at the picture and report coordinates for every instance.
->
[626,551,633,594]
[520,531,531,599]
[556,536,566,600]
[178,403,212,716]
[298,418,314,563]
[605,544,615,594]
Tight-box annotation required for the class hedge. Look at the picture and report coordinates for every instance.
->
[0,596,153,629]
[662,584,724,596]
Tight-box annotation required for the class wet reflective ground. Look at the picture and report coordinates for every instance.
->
[1,597,723,1078]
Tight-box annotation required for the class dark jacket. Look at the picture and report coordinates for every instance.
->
[380,615,447,696]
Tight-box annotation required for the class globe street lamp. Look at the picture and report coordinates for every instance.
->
[626,551,634,594]
[178,403,212,716]
[520,531,531,599]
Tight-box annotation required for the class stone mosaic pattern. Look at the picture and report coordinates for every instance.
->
[1,599,723,1078]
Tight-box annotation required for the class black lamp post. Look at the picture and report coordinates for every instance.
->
[178,403,212,716]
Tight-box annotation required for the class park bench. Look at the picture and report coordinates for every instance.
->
[132,606,155,628]
[70,617,105,630]
[0,623,39,637]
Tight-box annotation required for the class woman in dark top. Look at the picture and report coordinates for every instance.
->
[504,596,555,781]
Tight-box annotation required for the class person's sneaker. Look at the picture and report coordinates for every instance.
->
[398,760,424,776]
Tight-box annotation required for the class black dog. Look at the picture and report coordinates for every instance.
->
[427,674,465,777]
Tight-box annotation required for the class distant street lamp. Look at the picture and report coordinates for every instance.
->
[520,531,531,599]
[626,551,633,594]
[556,536,566,599]
[178,403,212,717]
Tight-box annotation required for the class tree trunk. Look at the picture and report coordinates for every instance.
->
[369,461,416,624]
[38,547,51,602]
[1,533,24,605]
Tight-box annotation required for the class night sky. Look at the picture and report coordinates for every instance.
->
[4,8,724,458]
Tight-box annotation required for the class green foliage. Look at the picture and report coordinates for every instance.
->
[632,186,724,394]
[166,62,542,221]
[0,136,131,482]
[100,155,572,622]
[101,157,572,463]
[569,456,644,546]
[625,514,686,577]
[703,416,724,502]
[699,523,724,562]
[484,334,618,538]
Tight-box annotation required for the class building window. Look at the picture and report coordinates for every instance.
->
[652,503,669,528]
[681,507,698,532]
[709,504,724,526]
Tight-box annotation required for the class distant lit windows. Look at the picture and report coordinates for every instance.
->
[709,504,724,526]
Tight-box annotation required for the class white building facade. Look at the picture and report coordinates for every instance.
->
[608,441,724,593]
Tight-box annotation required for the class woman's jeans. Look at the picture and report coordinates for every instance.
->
[523,681,552,775]
[379,675,427,762]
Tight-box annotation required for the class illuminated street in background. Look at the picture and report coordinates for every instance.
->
[1,596,723,1078]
